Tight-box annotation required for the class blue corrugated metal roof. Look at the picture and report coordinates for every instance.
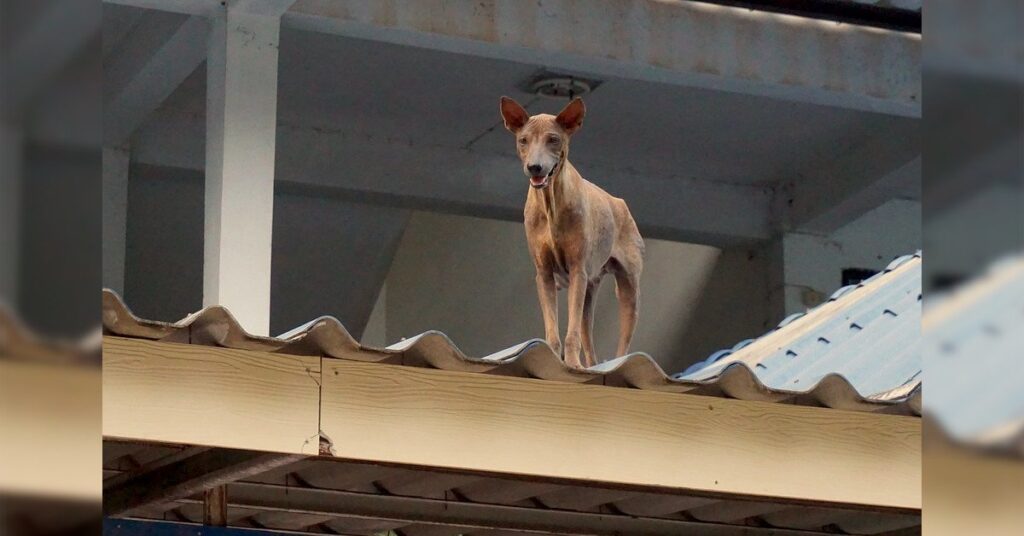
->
[677,253,922,402]
[924,255,1024,454]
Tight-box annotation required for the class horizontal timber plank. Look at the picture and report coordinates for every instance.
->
[103,337,320,454]
[320,359,921,510]
[0,360,101,501]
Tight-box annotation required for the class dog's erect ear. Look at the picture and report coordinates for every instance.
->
[500,96,529,132]
[555,97,585,135]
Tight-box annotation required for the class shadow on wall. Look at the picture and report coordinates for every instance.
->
[673,247,774,365]
[364,211,771,372]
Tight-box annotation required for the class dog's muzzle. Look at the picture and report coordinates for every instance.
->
[529,160,560,189]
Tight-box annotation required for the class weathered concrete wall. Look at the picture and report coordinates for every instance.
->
[112,0,920,116]
[286,0,920,116]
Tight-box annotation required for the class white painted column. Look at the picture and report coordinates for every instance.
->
[103,146,130,295]
[0,124,22,307]
[204,1,293,335]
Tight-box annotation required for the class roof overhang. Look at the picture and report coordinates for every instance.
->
[103,335,921,533]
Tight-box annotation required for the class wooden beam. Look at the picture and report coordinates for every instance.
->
[102,337,321,453]
[209,482,832,536]
[104,448,302,516]
[0,361,101,501]
[101,335,921,511]
[203,485,228,526]
[923,447,1024,535]
[320,360,921,510]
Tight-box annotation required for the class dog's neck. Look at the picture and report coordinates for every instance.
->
[534,158,579,222]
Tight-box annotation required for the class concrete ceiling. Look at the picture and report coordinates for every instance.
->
[121,11,919,189]
[105,2,921,248]
[271,28,919,189]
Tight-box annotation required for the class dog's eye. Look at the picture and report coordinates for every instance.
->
[518,137,527,145]
[547,135,560,144]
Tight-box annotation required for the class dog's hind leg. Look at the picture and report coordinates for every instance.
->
[580,281,599,367]
[613,269,639,356]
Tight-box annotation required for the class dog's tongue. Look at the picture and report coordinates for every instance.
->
[530,176,546,187]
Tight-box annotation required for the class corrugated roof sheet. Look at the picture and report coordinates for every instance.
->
[678,253,921,411]
[101,253,922,415]
[924,255,1024,457]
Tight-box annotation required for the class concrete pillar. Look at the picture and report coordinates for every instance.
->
[103,145,130,295]
[0,124,22,307]
[203,1,292,335]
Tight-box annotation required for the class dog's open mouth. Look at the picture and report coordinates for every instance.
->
[530,176,549,189]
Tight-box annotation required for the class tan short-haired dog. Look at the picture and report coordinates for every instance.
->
[500,96,644,369]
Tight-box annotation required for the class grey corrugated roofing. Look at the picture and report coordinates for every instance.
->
[101,253,922,416]
[924,255,1024,457]
[678,253,921,411]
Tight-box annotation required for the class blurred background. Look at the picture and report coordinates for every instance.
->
[0,0,1020,534]
[1,0,102,535]
[921,1,1024,535]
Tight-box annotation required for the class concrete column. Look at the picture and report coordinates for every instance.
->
[0,124,22,307]
[103,145,130,295]
[204,1,292,335]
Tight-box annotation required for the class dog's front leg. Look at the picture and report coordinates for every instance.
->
[535,272,561,356]
[563,269,587,369]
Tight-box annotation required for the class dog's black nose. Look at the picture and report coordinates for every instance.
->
[527,164,543,176]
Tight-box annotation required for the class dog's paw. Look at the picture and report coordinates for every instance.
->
[564,358,586,370]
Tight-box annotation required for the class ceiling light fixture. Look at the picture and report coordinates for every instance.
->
[531,77,593,99]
